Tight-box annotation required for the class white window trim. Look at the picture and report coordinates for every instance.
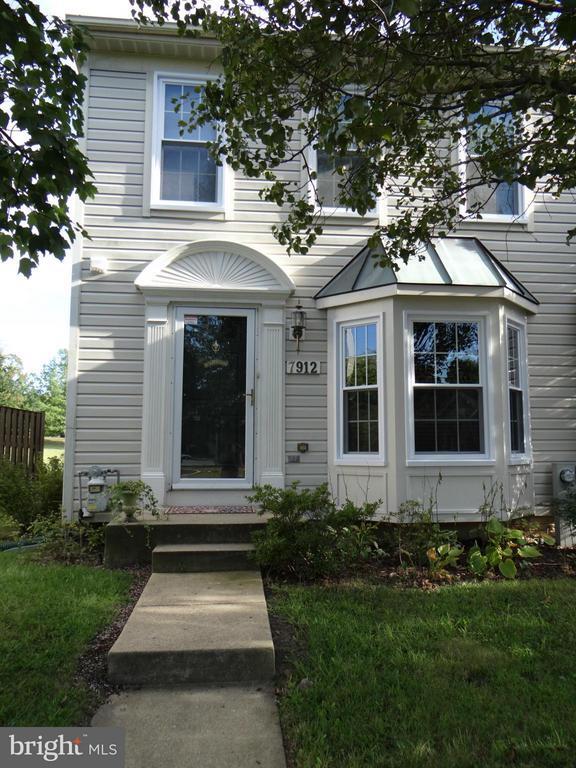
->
[307,145,383,220]
[335,315,386,465]
[151,72,226,213]
[457,128,528,225]
[505,317,532,465]
[404,311,495,466]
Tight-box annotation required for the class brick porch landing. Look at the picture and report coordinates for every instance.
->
[164,505,254,514]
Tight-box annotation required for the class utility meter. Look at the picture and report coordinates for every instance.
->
[78,466,120,518]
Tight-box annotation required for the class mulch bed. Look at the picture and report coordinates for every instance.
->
[75,565,151,724]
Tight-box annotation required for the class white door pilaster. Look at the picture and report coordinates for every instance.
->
[258,306,285,488]
[141,300,169,503]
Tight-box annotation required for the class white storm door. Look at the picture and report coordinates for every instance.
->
[173,307,256,488]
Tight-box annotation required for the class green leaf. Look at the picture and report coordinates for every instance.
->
[518,545,541,559]
[499,559,517,579]
[486,518,505,537]
[557,13,576,44]
[396,0,421,17]
[469,550,487,576]
[541,534,556,546]
[506,529,525,541]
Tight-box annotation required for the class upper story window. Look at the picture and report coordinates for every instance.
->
[151,75,223,210]
[507,322,528,455]
[310,92,376,216]
[410,319,485,455]
[339,320,382,457]
[314,150,366,211]
[462,104,523,220]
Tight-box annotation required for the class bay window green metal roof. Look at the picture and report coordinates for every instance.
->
[315,237,539,304]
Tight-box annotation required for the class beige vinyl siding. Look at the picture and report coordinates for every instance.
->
[454,203,576,505]
[70,57,371,505]
[70,53,576,511]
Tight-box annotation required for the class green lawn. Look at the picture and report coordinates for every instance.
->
[43,436,65,460]
[0,551,132,726]
[272,579,576,768]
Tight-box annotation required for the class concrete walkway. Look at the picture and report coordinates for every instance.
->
[92,684,286,768]
[108,571,275,685]
[93,553,286,767]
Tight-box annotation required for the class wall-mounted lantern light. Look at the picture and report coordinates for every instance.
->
[291,305,306,350]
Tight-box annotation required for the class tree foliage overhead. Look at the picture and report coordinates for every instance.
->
[0,0,95,276]
[133,0,576,265]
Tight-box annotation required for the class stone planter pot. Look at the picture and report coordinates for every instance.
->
[120,492,140,521]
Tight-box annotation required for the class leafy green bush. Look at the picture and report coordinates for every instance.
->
[27,516,106,564]
[34,456,64,517]
[552,485,576,531]
[467,517,554,579]
[0,511,19,541]
[249,482,381,579]
[0,457,63,529]
[0,460,34,528]
[395,483,461,570]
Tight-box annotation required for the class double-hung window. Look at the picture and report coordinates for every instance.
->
[340,321,380,456]
[152,76,222,209]
[311,92,374,215]
[507,322,528,455]
[463,104,522,219]
[315,151,366,211]
[411,320,485,455]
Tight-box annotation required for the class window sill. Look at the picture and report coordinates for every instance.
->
[335,455,387,467]
[150,200,226,214]
[460,214,528,226]
[315,206,377,219]
[406,457,496,467]
[508,455,532,467]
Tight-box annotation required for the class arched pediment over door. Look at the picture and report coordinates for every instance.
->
[135,239,295,301]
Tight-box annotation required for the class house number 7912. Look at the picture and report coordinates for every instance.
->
[286,360,320,375]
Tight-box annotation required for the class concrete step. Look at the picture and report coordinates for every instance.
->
[152,543,255,573]
[104,513,267,567]
[108,571,275,686]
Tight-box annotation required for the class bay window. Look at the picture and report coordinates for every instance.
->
[340,321,380,456]
[152,76,222,208]
[411,319,485,455]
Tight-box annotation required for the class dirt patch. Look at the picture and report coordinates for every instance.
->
[75,565,151,724]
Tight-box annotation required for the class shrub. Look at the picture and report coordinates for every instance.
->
[27,515,106,564]
[0,511,19,541]
[467,517,555,579]
[249,482,381,579]
[0,457,63,530]
[552,485,576,531]
[34,456,64,518]
[0,460,34,528]
[395,479,461,571]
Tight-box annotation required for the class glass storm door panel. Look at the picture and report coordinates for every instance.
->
[178,311,254,482]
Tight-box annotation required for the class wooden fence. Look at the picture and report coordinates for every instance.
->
[0,406,45,472]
